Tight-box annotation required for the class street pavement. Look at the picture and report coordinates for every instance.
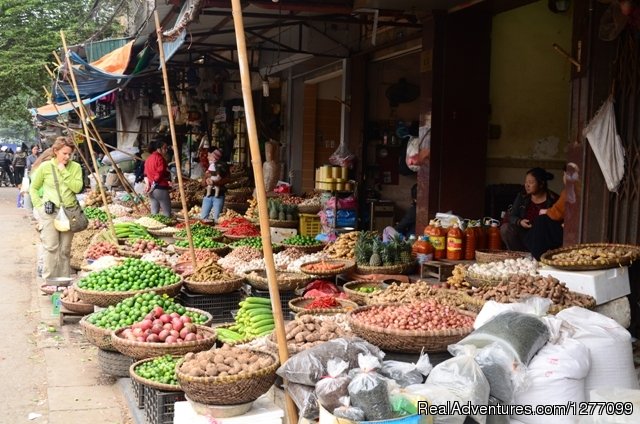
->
[0,188,133,424]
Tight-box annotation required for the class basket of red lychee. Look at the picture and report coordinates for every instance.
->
[111,307,217,360]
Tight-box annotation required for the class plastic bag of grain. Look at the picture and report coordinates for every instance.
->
[459,311,550,366]
[315,359,351,413]
[556,307,639,399]
[472,343,526,404]
[379,352,433,387]
[424,345,490,424]
[512,336,590,424]
[348,354,393,421]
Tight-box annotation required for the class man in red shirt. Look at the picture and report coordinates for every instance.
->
[144,140,172,216]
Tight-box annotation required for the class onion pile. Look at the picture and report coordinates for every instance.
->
[352,300,474,331]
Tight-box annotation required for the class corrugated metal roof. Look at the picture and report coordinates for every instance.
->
[85,38,132,62]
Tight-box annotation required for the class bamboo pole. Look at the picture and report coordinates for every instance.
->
[154,11,198,271]
[58,33,118,240]
[230,1,298,422]
[44,67,147,213]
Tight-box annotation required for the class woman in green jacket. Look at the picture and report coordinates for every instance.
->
[29,137,83,279]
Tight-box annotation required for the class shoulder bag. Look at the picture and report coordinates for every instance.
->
[51,163,88,233]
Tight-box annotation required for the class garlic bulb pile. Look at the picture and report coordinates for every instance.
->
[467,258,538,279]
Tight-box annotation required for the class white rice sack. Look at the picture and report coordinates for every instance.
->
[512,337,590,424]
[557,307,638,398]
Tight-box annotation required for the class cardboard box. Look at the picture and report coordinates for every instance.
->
[538,266,630,305]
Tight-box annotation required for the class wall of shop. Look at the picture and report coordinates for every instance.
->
[486,0,572,194]
[366,52,421,222]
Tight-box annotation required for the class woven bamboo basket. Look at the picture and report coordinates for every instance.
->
[60,298,94,314]
[40,284,57,295]
[299,259,356,277]
[297,204,321,214]
[176,349,279,405]
[464,270,511,288]
[355,261,416,275]
[174,245,228,255]
[268,219,298,229]
[184,276,245,295]
[288,297,359,314]
[461,291,596,315]
[224,233,260,241]
[74,279,183,308]
[347,304,476,353]
[80,315,117,351]
[540,242,640,270]
[111,325,217,360]
[129,356,182,392]
[343,280,387,305]
[475,249,532,264]
[279,243,324,254]
[98,348,134,377]
[147,228,179,238]
[242,269,311,291]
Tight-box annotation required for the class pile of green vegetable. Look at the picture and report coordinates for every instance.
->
[175,235,226,249]
[77,258,180,292]
[84,207,112,222]
[282,234,321,246]
[134,355,180,386]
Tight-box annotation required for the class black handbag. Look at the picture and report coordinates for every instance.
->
[51,164,88,233]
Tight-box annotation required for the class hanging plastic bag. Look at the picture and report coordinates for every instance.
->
[54,208,71,232]
[406,129,431,172]
[329,140,356,169]
[347,354,394,421]
[583,95,625,192]
[316,359,351,413]
[333,397,366,421]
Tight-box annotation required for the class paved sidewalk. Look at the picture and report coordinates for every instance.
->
[1,189,132,424]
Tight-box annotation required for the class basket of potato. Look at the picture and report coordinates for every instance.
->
[176,345,279,405]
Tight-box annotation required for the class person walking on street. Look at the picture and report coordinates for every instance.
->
[23,145,41,211]
[26,145,40,174]
[0,146,15,186]
[29,137,83,279]
[12,146,27,186]
[144,140,173,216]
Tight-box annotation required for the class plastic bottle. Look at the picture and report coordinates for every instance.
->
[430,221,447,260]
[464,223,477,260]
[475,220,487,249]
[487,219,502,250]
[423,219,435,237]
[446,223,464,260]
[412,236,434,264]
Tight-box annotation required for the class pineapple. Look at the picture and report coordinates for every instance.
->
[382,243,393,266]
[392,235,410,264]
[369,238,382,266]
[278,203,286,221]
[285,204,294,221]
[355,232,369,265]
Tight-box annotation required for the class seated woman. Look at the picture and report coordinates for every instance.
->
[500,167,559,252]
[382,184,417,242]
[525,163,580,260]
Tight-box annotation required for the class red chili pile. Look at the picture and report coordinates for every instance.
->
[306,297,340,309]
[225,222,260,237]
[353,300,475,331]
[217,217,251,229]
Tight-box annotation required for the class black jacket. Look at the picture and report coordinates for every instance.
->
[508,190,559,225]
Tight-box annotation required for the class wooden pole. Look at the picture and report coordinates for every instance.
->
[229,1,298,422]
[154,11,198,271]
[44,68,148,213]
[59,32,118,241]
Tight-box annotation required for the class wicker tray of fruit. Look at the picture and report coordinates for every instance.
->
[540,243,640,270]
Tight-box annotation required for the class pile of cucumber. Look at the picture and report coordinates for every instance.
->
[216,297,274,343]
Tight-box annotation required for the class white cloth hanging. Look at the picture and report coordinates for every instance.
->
[582,95,625,192]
